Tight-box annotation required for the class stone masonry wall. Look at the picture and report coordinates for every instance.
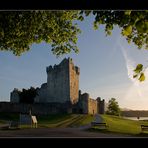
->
[10,88,20,103]
[97,97,105,114]
[46,59,70,103]
[69,59,79,104]
[34,83,48,103]
[80,93,89,114]
[0,102,72,115]
[9,58,105,115]
[46,58,79,104]
[88,98,98,115]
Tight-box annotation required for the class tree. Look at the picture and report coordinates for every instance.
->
[0,11,81,56]
[106,98,121,116]
[80,10,148,82]
[19,87,37,104]
[0,10,147,81]
[133,64,146,82]
[0,11,147,56]
[80,10,148,50]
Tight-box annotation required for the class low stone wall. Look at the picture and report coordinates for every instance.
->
[0,102,72,115]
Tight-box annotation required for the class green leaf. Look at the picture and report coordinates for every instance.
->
[84,11,91,16]
[124,10,131,15]
[78,16,84,21]
[122,25,132,36]
[133,74,138,78]
[138,72,145,82]
[134,64,143,73]
[93,22,99,30]
[136,20,148,33]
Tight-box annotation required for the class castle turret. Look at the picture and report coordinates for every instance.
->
[43,57,80,104]
[97,97,105,114]
[10,88,20,103]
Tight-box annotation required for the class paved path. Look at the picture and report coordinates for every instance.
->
[78,114,103,130]
[93,114,103,123]
[0,127,132,137]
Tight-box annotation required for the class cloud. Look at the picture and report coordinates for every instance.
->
[119,42,141,86]
[118,39,148,101]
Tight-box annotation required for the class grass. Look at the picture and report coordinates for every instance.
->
[0,113,94,128]
[0,113,19,121]
[0,113,20,125]
[38,114,72,124]
[38,113,148,136]
[38,114,94,128]
[93,114,148,136]
[1,112,148,137]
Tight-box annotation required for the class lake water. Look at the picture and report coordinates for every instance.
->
[123,117,148,121]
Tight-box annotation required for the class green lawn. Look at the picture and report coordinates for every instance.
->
[97,114,148,136]
[38,114,94,128]
[0,113,19,125]
[0,113,94,128]
[1,112,148,136]
[0,113,19,121]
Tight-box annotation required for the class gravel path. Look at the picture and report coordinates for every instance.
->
[0,127,132,138]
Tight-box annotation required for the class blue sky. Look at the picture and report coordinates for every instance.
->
[0,14,148,110]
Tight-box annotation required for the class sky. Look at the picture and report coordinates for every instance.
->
[0,14,148,110]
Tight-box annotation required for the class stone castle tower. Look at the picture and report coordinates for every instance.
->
[10,57,105,115]
[34,58,80,104]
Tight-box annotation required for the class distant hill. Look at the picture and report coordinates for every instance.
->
[121,110,148,117]
[120,108,131,111]
[104,103,148,117]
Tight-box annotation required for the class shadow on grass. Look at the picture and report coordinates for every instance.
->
[86,128,109,133]
[0,127,21,131]
[85,128,136,137]
[135,132,148,137]
[87,128,148,137]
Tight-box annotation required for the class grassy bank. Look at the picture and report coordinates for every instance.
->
[0,113,94,128]
[94,114,148,136]
[1,113,148,136]
[0,113,19,121]
[38,114,94,128]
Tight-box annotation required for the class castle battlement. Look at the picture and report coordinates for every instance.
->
[10,58,105,115]
[75,66,80,75]
[46,58,80,76]
[45,57,80,104]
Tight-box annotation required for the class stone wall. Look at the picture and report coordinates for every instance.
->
[45,58,79,104]
[9,58,105,115]
[88,98,98,115]
[97,97,105,114]
[46,59,70,103]
[10,58,80,105]
[0,102,72,115]
[79,93,89,114]
[80,92,98,115]
[69,59,80,104]
[78,93,105,115]
[34,83,48,103]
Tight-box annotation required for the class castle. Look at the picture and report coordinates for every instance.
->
[9,58,105,115]
[34,58,80,104]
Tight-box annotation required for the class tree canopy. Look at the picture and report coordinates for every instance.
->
[19,87,37,104]
[106,98,121,116]
[0,10,147,56]
[80,10,148,82]
[0,10,147,81]
[0,11,81,56]
[80,10,148,50]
